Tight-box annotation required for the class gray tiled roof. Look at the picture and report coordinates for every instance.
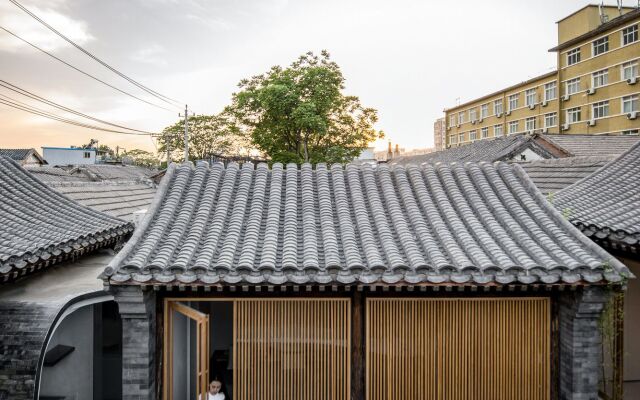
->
[104,161,628,286]
[0,148,32,161]
[51,182,156,221]
[544,134,640,157]
[520,156,613,195]
[390,134,560,165]
[555,141,640,253]
[0,157,134,282]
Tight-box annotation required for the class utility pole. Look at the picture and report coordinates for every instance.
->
[179,105,194,162]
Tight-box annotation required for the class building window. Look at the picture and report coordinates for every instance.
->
[83,152,91,159]
[544,82,557,101]
[508,94,518,111]
[566,107,581,123]
[622,129,639,135]
[592,37,609,56]
[480,104,488,119]
[508,121,518,134]
[544,113,557,128]
[622,24,638,46]
[450,134,458,144]
[494,99,503,115]
[481,127,489,138]
[567,48,580,65]
[469,130,477,141]
[592,101,609,119]
[622,95,639,113]
[469,108,477,122]
[459,133,465,143]
[622,61,639,80]
[458,112,465,125]
[525,89,537,107]
[449,115,455,128]
[566,78,580,95]
[592,69,608,88]
[494,125,503,137]
[525,117,536,131]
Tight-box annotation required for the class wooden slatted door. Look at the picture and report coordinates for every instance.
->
[164,301,210,400]
[366,298,550,400]
[234,299,351,400]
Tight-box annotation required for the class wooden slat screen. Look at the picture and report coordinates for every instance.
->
[366,298,550,400]
[234,299,351,400]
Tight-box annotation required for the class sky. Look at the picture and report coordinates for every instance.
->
[0,0,636,154]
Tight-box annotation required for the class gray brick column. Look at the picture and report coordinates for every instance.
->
[558,286,611,400]
[113,286,156,400]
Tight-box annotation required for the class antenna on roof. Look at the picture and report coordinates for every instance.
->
[617,0,623,14]
[599,1,609,24]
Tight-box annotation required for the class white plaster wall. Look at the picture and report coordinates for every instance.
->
[43,148,96,166]
[40,304,94,400]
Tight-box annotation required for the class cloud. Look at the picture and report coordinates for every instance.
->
[131,43,168,66]
[0,1,93,53]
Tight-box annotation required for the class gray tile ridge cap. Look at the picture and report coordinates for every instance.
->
[511,163,632,279]
[101,162,178,279]
[555,139,640,198]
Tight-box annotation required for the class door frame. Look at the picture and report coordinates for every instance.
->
[162,300,210,400]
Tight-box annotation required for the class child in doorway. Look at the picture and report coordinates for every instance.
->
[200,379,225,400]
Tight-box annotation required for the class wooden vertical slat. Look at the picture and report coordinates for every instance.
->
[365,298,550,400]
[234,299,350,400]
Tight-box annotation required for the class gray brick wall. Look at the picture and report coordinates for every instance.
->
[112,286,157,400]
[0,301,63,400]
[559,286,611,400]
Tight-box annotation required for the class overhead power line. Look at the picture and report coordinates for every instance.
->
[8,0,182,107]
[0,79,156,134]
[0,25,174,112]
[0,93,155,135]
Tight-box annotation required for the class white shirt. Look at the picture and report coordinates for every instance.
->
[200,393,225,400]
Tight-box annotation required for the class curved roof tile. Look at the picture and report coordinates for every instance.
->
[0,157,133,282]
[104,160,630,285]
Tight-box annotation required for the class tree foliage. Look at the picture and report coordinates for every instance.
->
[228,50,382,164]
[123,149,159,168]
[157,113,247,162]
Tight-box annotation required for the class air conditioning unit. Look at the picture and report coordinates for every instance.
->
[457,124,461,128]
[496,112,503,118]
[587,87,596,95]
[628,111,638,120]
[505,110,512,116]
[528,103,536,110]
[561,123,570,131]
[587,119,596,127]
[627,77,638,85]
[541,100,548,107]
[526,130,535,135]
[541,128,549,133]
[562,94,570,101]
[471,120,477,125]
[447,126,451,131]
[478,118,484,123]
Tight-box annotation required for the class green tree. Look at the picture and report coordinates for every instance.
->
[228,50,382,164]
[158,113,245,162]
[123,149,159,168]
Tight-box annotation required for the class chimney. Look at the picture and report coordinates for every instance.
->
[387,141,393,160]
[394,144,400,157]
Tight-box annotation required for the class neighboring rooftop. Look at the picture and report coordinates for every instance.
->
[0,156,134,283]
[51,182,156,222]
[544,134,640,157]
[519,156,614,195]
[390,133,567,165]
[104,161,628,287]
[0,148,46,165]
[555,141,640,254]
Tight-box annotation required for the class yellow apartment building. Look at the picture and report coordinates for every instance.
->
[444,4,640,148]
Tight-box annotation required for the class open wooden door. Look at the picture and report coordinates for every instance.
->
[164,301,210,400]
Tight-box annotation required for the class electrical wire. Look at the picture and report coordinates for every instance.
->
[0,25,175,112]
[0,94,155,135]
[0,79,156,134]
[8,0,183,107]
